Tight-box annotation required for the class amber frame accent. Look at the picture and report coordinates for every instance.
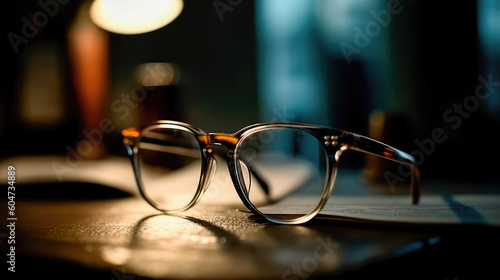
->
[122,120,420,225]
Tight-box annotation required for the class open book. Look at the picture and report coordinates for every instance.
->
[259,194,500,226]
[2,156,499,226]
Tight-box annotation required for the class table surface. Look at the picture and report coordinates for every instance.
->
[2,157,500,279]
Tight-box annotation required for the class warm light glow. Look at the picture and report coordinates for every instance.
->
[134,63,179,86]
[90,0,183,34]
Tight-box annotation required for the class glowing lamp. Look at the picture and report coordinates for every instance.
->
[89,0,183,35]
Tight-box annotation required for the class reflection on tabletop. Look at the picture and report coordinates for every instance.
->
[10,194,440,279]
[1,156,500,279]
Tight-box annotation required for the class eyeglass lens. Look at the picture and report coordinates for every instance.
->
[238,128,329,220]
[136,127,203,211]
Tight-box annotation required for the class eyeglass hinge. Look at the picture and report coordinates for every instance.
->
[323,131,349,148]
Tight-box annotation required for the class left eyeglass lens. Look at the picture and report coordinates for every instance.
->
[136,127,203,211]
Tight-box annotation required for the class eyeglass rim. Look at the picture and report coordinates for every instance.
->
[229,124,339,224]
[124,122,211,214]
[122,120,420,225]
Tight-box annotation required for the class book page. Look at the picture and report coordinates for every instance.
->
[259,195,500,226]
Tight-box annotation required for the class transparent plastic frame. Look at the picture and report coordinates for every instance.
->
[122,120,420,225]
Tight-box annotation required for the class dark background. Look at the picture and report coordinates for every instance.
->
[1,0,499,183]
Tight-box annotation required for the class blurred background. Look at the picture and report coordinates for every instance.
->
[1,0,499,183]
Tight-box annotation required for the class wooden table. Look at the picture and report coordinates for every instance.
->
[2,157,499,279]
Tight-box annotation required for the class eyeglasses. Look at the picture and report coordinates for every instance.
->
[122,121,420,225]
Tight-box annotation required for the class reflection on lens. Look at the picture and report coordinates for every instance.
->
[238,128,328,221]
[137,127,202,211]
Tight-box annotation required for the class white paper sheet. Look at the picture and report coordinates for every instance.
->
[259,195,500,226]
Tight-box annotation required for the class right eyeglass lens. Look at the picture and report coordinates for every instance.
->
[238,128,329,221]
[136,127,203,212]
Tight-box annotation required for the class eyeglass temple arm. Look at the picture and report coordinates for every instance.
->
[238,159,270,195]
[344,133,421,205]
[207,150,269,196]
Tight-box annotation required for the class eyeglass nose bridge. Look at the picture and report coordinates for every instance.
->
[204,133,239,152]
[192,132,248,208]
[193,133,238,199]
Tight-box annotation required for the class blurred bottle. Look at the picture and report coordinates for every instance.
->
[363,110,416,185]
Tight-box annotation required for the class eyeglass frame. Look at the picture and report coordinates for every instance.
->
[122,120,420,225]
